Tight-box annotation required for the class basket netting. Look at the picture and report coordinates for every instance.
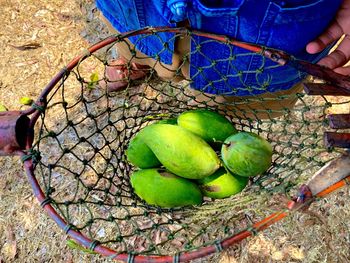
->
[30,30,347,256]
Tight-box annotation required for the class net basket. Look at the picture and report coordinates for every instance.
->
[12,27,350,262]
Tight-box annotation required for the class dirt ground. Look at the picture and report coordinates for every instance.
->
[0,0,349,262]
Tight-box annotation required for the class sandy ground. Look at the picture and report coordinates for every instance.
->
[0,0,349,262]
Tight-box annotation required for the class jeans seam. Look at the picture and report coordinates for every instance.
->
[243,2,279,85]
[193,0,244,17]
[223,15,238,93]
[134,0,146,28]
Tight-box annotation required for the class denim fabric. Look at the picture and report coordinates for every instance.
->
[96,0,175,64]
[96,0,342,96]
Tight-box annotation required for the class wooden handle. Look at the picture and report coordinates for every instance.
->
[303,83,350,96]
[307,152,350,196]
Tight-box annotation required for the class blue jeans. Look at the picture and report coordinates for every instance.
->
[96,0,342,96]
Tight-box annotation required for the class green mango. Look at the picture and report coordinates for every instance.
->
[126,120,177,168]
[140,124,221,179]
[197,167,248,199]
[221,132,273,177]
[126,133,161,169]
[130,168,203,207]
[177,109,237,144]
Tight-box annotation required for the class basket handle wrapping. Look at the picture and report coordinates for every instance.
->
[0,111,31,156]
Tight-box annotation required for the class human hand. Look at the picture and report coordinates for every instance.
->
[306,0,350,75]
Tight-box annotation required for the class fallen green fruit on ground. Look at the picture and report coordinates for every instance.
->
[126,133,161,169]
[177,109,237,144]
[19,96,34,105]
[140,124,221,179]
[197,167,249,199]
[221,132,273,177]
[0,104,8,112]
[130,168,203,207]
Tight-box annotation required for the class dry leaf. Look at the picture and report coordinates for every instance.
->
[56,12,73,22]
[219,253,238,263]
[139,219,153,230]
[302,218,318,227]
[0,178,8,189]
[46,27,56,37]
[248,235,275,257]
[15,60,38,67]
[271,251,285,261]
[1,227,17,260]
[34,9,49,17]
[154,230,162,245]
[65,252,74,263]
[286,246,305,260]
[171,237,186,249]
[126,235,147,252]
[5,227,16,245]
[9,42,42,51]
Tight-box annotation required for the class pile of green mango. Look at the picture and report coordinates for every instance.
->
[127,109,273,208]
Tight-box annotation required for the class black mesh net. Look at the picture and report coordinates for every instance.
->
[29,29,348,257]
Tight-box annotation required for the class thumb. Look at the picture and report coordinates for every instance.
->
[334,66,350,76]
[306,40,324,54]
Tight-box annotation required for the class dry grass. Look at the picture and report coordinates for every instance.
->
[0,0,109,262]
[0,0,349,262]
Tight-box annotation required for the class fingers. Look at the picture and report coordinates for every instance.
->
[306,20,343,54]
[334,65,350,76]
[317,34,350,69]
